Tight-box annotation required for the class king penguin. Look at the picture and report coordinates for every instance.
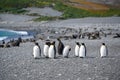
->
[75,42,80,57]
[48,41,56,59]
[79,43,86,58]
[33,42,41,59]
[57,38,64,55]
[100,43,108,58]
[43,41,50,58]
[63,45,71,58]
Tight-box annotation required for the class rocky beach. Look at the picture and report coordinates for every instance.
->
[0,9,120,80]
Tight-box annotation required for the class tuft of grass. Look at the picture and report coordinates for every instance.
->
[33,16,58,21]
[0,0,54,14]
[0,8,28,14]
[27,13,40,16]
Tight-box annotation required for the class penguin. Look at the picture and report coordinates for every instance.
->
[43,41,50,58]
[48,41,56,59]
[75,42,80,57]
[79,43,86,58]
[63,45,71,58]
[100,43,108,58]
[33,42,41,59]
[57,38,64,55]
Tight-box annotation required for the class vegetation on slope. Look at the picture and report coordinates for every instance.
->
[0,0,120,21]
[68,0,109,10]
[63,0,120,17]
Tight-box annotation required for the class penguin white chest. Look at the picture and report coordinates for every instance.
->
[33,46,40,58]
[43,45,49,57]
[100,45,107,57]
[75,45,79,57]
[48,45,55,58]
[63,46,71,58]
[79,45,86,58]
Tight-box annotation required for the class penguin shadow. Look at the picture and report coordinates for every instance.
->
[85,56,96,59]
[55,55,73,59]
[72,56,80,59]
[43,56,62,59]
[32,56,64,60]
[101,56,115,59]
[55,56,63,59]
[55,55,70,59]
[71,56,96,59]
[32,56,51,60]
[33,57,45,60]
[94,55,117,59]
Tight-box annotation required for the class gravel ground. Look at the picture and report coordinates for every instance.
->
[0,13,120,80]
[0,38,120,80]
[0,14,120,30]
[24,7,62,17]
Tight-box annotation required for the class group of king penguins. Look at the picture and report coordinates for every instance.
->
[33,38,108,59]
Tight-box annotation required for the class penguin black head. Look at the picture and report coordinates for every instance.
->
[75,42,80,46]
[35,42,39,46]
[51,41,55,45]
[46,41,51,46]
[57,38,61,41]
[102,43,105,45]
[81,43,85,45]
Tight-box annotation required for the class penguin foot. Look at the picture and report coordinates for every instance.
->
[45,56,49,58]
[75,56,79,57]
[34,57,40,59]
[49,57,56,59]
[64,56,68,58]
[54,57,57,59]
[80,57,84,58]
[101,56,106,58]
[58,54,63,55]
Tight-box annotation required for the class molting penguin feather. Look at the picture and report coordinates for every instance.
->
[57,38,64,55]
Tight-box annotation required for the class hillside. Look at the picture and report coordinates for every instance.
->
[86,0,120,7]
[0,0,120,20]
[63,0,109,10]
